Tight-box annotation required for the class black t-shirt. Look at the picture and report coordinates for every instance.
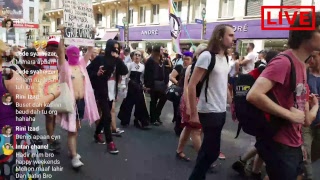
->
[174,65,183,84]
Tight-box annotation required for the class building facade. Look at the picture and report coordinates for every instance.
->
[1,0,40,46]
[44,0,318,54]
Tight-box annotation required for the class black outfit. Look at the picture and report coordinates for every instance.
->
[172,65,185,136]
[87,39,128,143]
[144,57,169,124]
[189,112,226,180]
[118,62,149,128]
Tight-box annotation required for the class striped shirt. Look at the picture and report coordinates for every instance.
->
[38,56,58,70]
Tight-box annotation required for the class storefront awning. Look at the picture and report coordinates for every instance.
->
[102,32,118,41]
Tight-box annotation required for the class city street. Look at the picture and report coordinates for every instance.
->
[34,97,320,180]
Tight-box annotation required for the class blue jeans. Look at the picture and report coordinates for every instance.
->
[189,112,226,180]
[255,138,303,180]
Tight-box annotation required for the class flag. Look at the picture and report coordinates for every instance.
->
[168,0,182,55]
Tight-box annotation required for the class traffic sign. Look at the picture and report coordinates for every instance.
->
[116,25,125,29]
[195,19,203,24]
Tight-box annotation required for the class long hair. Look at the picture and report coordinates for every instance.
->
[207,24,233,55]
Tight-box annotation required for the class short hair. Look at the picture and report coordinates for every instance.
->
[152,45,161,53]
[233,52,240,60]
[130,51,134,59]
[124,48,130,53]
[266,50,279,63]
[248,43,255,49]
[288,11,320,49]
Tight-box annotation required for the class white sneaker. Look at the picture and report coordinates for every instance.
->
[69,153,81,159]
[71,157,84,168]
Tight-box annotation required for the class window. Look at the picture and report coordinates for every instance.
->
[219,0,234,18]
[111,9,118,27]
[139,6,146,23]
[281,0,301,5]
[43,26,49,36]
[129,8,133,24]
[56,18,61,27]
[245,0,263,16]
[96,13,102,25]
[173,1,182,15]
[29,7,34,22]
[192,0,206,20]
[152,4,159,23]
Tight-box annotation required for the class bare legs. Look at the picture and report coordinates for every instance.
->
[176,127,202,159]
[68,120,83,168]
[46,114,56,144]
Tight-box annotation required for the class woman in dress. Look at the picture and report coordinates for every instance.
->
[0,40,60,179]
[118,50,150,129]
[57,27,100,168]
[175,44,206,161]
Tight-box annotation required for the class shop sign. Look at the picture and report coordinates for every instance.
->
[141,29,159,35]
[14,23,39,28]
[233,24,248,32]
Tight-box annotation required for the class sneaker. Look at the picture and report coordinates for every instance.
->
[107,142,119,154]
[112,128,124,136]
[94,133,106,144]
[232,158,246,175]
[218,152,226,160]
[68,153,81,159]
[48,142,61,152]
[71,157,84,168]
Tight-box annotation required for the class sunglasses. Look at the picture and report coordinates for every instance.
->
[134,54,141,57]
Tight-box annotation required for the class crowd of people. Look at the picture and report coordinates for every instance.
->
[0,12,320,180]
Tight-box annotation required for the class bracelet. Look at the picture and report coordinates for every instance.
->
[50,93,55,99]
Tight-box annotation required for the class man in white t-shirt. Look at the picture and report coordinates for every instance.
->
[240,43,258,74]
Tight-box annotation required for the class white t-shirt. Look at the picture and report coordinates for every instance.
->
[124,55,131,65]
[196,51,230,113]
[242,51,258,74]
[229,59,238,77]
[108,68,116,101]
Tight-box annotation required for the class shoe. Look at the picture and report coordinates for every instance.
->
[94,133,106,144]
[68,153,81,159]
[48,142,61,152]
[218,152,226,160]
[112,128,124,136]
[151,122,160,126]
[232,157,246,175]
[71,157,84,168]
[107,142,119,154]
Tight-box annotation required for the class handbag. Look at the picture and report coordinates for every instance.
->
[165,84,183,102]
[49,82,75,113]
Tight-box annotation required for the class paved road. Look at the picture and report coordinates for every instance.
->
[33,98,320,180]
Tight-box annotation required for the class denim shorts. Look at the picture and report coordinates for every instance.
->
[255,138,303,180]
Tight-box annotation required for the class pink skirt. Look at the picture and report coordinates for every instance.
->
[180,94,201,129]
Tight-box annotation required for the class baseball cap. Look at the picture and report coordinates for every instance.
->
[47,36,59,47]
[257,50,267,54]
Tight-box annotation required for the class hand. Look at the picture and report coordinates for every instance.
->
[111,52,119,58]
[189,113,201,125]
[309,94,319,108]
[52,85,61,99]
[58,25,64,35]
[97,66,105,76]
[92,27,97,34]
[302,146,307,161]
[289,107,305,124]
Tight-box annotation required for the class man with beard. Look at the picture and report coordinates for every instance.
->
[87,39,128,154]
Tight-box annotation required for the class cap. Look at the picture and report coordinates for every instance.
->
[47,36,59,47]
[257,50,267,54]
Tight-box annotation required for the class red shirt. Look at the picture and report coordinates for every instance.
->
[260,50,307,147]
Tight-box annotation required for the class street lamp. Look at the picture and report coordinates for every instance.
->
[201,7,206,40]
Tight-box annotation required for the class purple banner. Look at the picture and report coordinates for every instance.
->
[120,19,289,41]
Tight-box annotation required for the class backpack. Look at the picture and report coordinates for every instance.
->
[234,54,296,138]
[189,51,228,102]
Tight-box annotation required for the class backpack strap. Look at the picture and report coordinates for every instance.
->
[277,54,297,107]
[204,52,216,102]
